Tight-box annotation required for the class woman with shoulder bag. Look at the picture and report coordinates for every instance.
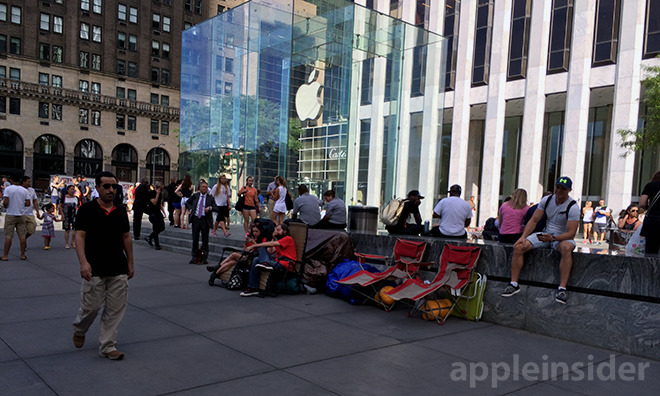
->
[639,171,660,256]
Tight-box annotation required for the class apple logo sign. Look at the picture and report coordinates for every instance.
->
[295,69,324,121]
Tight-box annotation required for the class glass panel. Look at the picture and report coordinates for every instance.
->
[500,116,522,198]
[357,119,370,202]
[644,0,660,57]
[407,112,423,192]
[583,106,610,198]
[543,111,565,191]
[548,0,573,73]
[593,0,620,66]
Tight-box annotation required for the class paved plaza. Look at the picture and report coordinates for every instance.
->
[0,226,658,395]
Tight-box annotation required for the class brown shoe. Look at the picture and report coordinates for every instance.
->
[73,333,85,348]
[100,350,125,360]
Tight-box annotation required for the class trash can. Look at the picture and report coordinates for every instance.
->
[348,206,378,234]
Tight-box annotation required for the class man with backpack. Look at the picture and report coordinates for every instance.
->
[384,190,425,236]
[593,199,611,245]
[501,177,580,304]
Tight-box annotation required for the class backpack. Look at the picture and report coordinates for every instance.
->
[380,198,407,226]
[542,195,577,220]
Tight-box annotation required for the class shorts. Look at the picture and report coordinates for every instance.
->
[526,232,576,250]
[216,206,229,221]
[242,205,256,211]
[4,215,27,238]
[594,222,608,233]
[172,202,182,210]
[180,197,188,208]
[24,215,37,236]
[51,195,60,205]
[582,220,592,225]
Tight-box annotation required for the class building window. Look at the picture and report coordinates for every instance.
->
[52,104,62,120]
[150,93,159,104]
[224,82,232,95]
[93,0,102,14]
[52,75,62,88]
[116,59,126,75]
[443,0,460,91]
[9,67,20,80]
[500,116,522,197]
[9,36,20,54]
[225,58,233,73]
[9,98,20,115]
[407,112,423,192]
[411,46,426,96]
[127,115,136,130]
[161,95,169,106]
[79,108,89,124]
[117,32,126,48]
[161,69,170,85]
[80,23,89,40]
[91,54,101,70]
[127,89,136,100]
[118,4,126,20]
[361,58,373,105]
[548,0,574,73]
[194,0,202,14]
[151,119,159,134]
[151,40,160,56]
[39,102,49,119]
[10,5,20,24]
[583,106,611,198]
[128,62,137,77]
[39,43,50,61]
[128,34,137,51]
[415,0,430,29]
[543,111,565,191]
[185,0,192,12]
[52,46,63,63]
[0,66,4,79]
[80,51,89,68]
[357,120,370,202]
[508,0,531,80]
[39,73,49,85]
[644,0,660,57]
[92,25,101,42]
[91,110,101,126]
[473,0,494,86]
[81,0,90,11]
[0,96,5,113]
[116,114,125,129]
[116,87,125,98]
[163,16,171,32]
[215,55,223,70]
[79,80,89,92]
[151,67,159,82]
[53,16,63,33]
[162,43,170,59]
[129,7,137,23]
[152,13,160,30]
[91,82,101,94]
[161,121,169,135]
[40,13,50,31]
[0,35,6,53]
[0,4,6,22]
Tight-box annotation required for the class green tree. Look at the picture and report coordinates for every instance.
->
[618,58,660,155]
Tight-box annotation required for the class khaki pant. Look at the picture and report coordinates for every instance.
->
[267,199,275,216]
[4,215,27,238]
[72,275,129,354]
[24,215,37,236]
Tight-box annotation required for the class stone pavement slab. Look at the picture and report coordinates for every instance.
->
[0,228,658,395]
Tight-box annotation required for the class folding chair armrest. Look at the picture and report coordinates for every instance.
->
[398,258,434,267]
[355,252,391,266]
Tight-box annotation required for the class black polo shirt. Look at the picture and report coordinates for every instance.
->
[75,199,130,277]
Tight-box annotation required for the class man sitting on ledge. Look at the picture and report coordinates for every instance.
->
[313,190,347,230]
[501,176,579,304]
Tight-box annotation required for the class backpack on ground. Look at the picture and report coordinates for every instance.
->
[380,198,407,226]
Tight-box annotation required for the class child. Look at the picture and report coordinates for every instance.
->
[37,204,61,250]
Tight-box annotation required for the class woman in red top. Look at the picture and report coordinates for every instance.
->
[207,223,268,286]
[238,176,260,234]
[240,223,297,296]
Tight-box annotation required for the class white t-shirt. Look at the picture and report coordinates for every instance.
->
[3,185,30,216]
[538,196,581,235]
[210,184,230,207]
[433,196,473,236]
[594,205,611,225]
[20,187,37,216]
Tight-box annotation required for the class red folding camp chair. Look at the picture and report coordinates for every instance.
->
[336,239,434,311]
[385,244,481,324]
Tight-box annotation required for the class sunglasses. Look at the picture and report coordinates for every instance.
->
[101,183,120,190]
[630,209,638,212]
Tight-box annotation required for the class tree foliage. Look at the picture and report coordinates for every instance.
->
[618,58,660,155]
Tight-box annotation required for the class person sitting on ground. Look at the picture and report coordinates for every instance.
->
[501,177,580,304]
[240,223,297,297]
[498,189,530,244]
[313,190,347,230]
[385,190,425,236]
[291,184,321,226]
[207,223,269,286]
[429,184,472,239]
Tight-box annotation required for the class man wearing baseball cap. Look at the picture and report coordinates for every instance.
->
[502,176,580,304]
[385,190,425,236]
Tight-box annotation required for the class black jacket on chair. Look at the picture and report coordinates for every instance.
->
[185,192,218,227]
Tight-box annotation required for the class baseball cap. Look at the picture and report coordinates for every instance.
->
[556,176,572,189]
[407,190,425,199]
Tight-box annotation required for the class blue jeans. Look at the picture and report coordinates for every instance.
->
[247,247,284,289]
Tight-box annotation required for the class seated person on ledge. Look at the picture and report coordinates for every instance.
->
[207,223,268,286]
[428,184,472,239]
[501,176,580,305]
[240,223,297,297]
[385,190,425,236]
[313,190,347,230]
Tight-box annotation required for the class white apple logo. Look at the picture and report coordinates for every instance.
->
[295,69,324,121]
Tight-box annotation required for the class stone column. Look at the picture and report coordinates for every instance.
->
[24,148,34,179]
[606,0,647,209]
[65,152,75,175]
[518,0,552,203]
[104,156,112,172]
[478,0,513,226]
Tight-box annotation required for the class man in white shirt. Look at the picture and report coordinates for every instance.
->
[429,184,473,239]
[21,176,41,242]
[2,175,30,261]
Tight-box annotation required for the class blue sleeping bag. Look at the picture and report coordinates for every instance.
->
[326,259,379,305]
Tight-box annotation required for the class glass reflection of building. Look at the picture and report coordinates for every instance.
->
[179,0,445,214]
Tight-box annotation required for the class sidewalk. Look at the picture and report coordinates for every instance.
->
[0,228,658,395]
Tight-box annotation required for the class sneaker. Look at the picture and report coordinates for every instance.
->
[44,246,51,250]
[144,237,153,247]
[211,230,218,237]
[73,333,85,348]
[501,283,520,297]
[208,272,217,286]
[100,350,125,360]
[240,288,260,297]
[224,231,231,237]
[255,263,273,270]
[555,289,567,304]
[155,246,162,250]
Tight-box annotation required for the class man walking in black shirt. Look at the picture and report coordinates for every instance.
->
[72,171,134,360]
[185,181,218,264]
[132,179,150,240]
